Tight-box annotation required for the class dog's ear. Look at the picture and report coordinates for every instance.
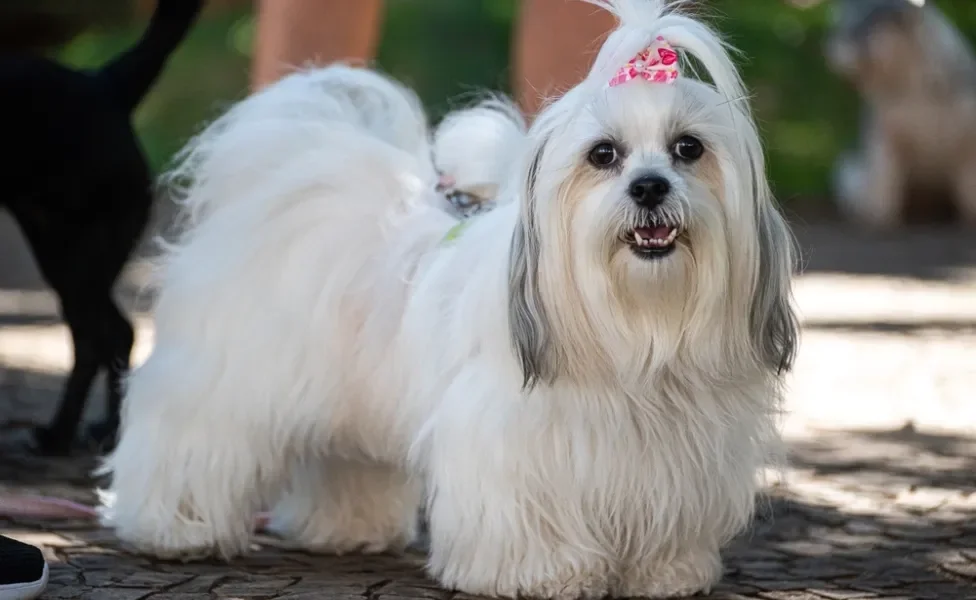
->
[750,204,800,374]
[508,139,559,389]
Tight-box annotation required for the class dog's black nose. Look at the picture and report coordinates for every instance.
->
[628,175,670,208]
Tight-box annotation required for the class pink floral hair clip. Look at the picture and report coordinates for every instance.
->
[609,36,680,87]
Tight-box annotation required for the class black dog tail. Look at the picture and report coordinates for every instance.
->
[97,0,204,113]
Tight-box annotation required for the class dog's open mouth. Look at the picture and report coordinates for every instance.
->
[624,225,680,259]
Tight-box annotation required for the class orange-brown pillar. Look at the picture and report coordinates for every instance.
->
[250,0,615,116]
[513,0,616,115]
[251,0,383,91]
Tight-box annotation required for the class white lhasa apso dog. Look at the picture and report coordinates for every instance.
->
[101,0,799,597]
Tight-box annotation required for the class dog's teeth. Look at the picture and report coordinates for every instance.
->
[630,227,680,249]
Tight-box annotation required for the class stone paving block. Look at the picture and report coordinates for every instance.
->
[78,590,155,600]
[809,589,878,599]
[953,535,976,549]
[377,583,454,599]
[759,593,829,600]
[712,582,762,595]
[164,574,231,594]
[90,571,195,590]
[888,583,976,600]
[941,561,976,579]
[277,594,372,600]
[213,577,299,598]
[751,580,830,591]
[42,586,88,600]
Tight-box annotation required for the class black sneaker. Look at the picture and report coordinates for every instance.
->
[0,535,48,600]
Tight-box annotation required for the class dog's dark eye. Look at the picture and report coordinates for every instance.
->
[588,142,619,168]
[672,135,704,162]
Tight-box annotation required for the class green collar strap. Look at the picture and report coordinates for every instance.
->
[441,220,471,245]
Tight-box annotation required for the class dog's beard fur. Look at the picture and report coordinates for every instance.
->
[100,2,799,597]
[827,0,976,226]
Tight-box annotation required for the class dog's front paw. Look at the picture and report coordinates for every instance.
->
[616,550,722,598]
[122,539,220,562]
[517,571,610,600]
[115,521,248,562]
[265,460,419,555]
[264,515,410,555]
[432,553,611,600]
[449,569,611,600]
[264,507,413,555]
[106,499,251,562]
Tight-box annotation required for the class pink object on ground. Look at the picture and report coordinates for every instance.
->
[0,495,271,531]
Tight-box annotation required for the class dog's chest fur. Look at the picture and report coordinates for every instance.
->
[426,368,774,560]
[551,381,766,546]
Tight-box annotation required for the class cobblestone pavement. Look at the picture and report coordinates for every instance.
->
[1,218,975,599]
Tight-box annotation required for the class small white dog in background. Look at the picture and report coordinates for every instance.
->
[826,0,976,227]
[431,97,526,217]
[101,0,799,597]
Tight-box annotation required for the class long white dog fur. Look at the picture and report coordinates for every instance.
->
[101,1,799,597]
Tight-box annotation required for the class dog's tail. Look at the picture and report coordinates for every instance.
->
[163,65,434,231]
[432,96,527,206]
[97,0,204,113]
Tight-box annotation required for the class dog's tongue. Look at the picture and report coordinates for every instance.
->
[634,225,672,240]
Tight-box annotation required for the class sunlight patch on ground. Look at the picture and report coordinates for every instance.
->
[0,318,155,376]
[1,268,974,436]
[0,290,59,322]
[795,272,976,324]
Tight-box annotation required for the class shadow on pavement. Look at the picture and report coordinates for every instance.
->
[792,221,976,281]
[788,427,976,496]
[802,319,976,334]
[1,410,974,598]
[724,426,976,598]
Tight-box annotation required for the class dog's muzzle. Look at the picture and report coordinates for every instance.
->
[621,175,683,260]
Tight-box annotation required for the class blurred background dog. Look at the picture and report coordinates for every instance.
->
[0,0,201,455]
[827,0,976,228]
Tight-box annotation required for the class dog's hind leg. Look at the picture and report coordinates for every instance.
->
[14,188,146,455]
[31,296,103,455]
[84,297,135,451]
[101,346,277,560]
[266,457,421,554]
[8,216,100,455]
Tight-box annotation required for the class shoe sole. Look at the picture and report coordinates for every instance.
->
[0,562,48,600]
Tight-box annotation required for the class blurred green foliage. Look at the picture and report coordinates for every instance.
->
[56,0,976,201]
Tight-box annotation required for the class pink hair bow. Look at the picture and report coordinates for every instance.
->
[609,36,680,87]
